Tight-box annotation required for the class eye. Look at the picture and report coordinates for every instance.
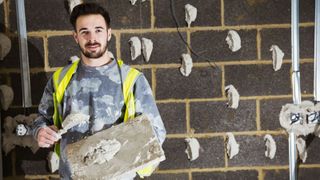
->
[96,29,102,33]
[80,31,89,35]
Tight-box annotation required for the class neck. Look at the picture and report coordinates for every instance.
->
[81,51,112,67]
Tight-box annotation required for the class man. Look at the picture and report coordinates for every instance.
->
[32,3,166,179]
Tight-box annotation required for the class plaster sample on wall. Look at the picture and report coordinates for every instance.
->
[270,45,284,71]
[184,138,200,161]
[226,30,241,52]
[57,113,90,138]
[279,101,315,136]
[0,84,14,111]
[296,137,307,163]
[185,4,197,28]
[2,114,39,155]
[225,132,239,159]
[68,0,83,13]
[141,38,153,62]
[66,115,165,179]
[225,84,240,109]
[129,36,141,60]
[84,139,121,166]
[0,0,3,5]
[69,56,79,63]
[0,33,11,60]
[264,134,276,159]
[129,0,138,5]
[180,53,193,77]
[48,151,60,173]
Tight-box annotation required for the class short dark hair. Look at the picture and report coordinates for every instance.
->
[70,3,111,30]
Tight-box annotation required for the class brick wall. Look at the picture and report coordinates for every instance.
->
[0,0,318,179]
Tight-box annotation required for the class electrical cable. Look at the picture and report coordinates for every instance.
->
[169,0,220,71]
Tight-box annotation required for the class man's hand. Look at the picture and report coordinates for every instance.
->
[37,125,59,148]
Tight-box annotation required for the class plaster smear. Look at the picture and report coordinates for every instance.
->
[180,53,193,77]
[68,0,83,13]
[280,101,319,136]
[141,38,153,62]
[270,45,284,71]
[48,151,60,173]
[296,137,307,163]
[129,36,141,60]
[84,139,121,166]
[226,132,239,159]
[225,84,240,109]
[264,134,276,159]
[129,0,137,5]
[0,84,14,111]
[57,113,90,138]
[184,138,200,161]
[226,30,241,52]
[185,4,197,28]
[0,33,11,60]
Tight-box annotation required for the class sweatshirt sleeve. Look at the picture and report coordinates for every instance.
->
[133,74,166,145]
[32,77,55,139]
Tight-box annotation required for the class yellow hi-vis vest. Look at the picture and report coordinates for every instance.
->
[52,59,154,177]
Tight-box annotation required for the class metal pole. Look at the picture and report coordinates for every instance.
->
[16,0,32,107]
[289,0,301,179]
[315,0,320,102]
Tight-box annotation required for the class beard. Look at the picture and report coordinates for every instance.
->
[80,41,108,59]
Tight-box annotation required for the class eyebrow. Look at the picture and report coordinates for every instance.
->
[78,26,105,33]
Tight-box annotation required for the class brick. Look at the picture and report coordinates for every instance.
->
[225,64,291,96]
[261,27,314,60]
[305,136,320,164]
[1,107,38,121]
[157,103,186,134]
[263,169,288,180]
[3,151,13,177]
[159,137,225,169]
[87,0,151,29]
[120,32,187,65]
[136,173,188,180]
[260,98,292,131]
[228,135,288,166]
[156,67,222,99]
[192,170,258,180]
[154,0,221,28]
[191,30,257,62]
[190,100,256,133]
[10,0,72,31]
[139,68,152,87]
[48,34,116,67]
[300,62,313,95]
[15,147,52,175]
[0,3,4,32]
[224,0,314,26]
[264,168,320,180]
[0,36,44,68]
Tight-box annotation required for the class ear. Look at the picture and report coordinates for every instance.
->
[107,28,112,42]
[73,31,79,44]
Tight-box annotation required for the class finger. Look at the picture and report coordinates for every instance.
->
[38,128,59,142]
[48,125,59,132]
[43,127,60,141]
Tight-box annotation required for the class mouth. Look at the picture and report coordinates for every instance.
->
[85,43,100,51]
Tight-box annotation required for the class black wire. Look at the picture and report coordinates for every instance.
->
[169,0,221,72]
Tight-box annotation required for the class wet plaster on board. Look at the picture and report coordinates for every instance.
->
[280,101,320,136]
[141,38,153,62]
[0,85,14,111]
[184,137,200,161]
[129,36,141,60]
[296,137,307,163]
[225,84,240,109]
[225,132,239,159]
[180,53,193,77]
[0,33,12,60]
[66,115,165,179]
[185,4,197,28]
[226,30,241,52]
[270,45,284,71]
[264,134,276,159]
[57,113,90,138]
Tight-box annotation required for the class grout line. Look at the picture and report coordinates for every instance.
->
[151,67,157,97]
[223,134,228,167]
[115,31,121,60]
[257,28,262,60]
[186,100,190,133]
[3,0,9,33]
[43,36,50,71]
[220,0,225,26]
[258,168,264,180]
[150,0,155,29]
[221,65,226,97]
[188,171,192,180]
[256,99,261,131]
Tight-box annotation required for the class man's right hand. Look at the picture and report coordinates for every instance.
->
[37,125,59,148]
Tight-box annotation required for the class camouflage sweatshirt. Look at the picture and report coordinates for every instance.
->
[32,59,166,178]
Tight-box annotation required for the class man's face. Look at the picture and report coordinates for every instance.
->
[73,14,111,59]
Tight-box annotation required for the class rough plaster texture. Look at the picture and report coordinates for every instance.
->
[57,113,90,138]
[185,4,197,28]
[129,36,141,60]
[270,45,284,71]
[180,53,193,77]
[66,115,165,179]
[264,134,276,159]
[225,84,240,109]
[67,0,83,14]
[296,137,307,163]
[0,84,14,111]
[184,137,200,161]
[226,132,239,159]
[0,33,11,60]
[226,30,241,52]
[141,37,153,62]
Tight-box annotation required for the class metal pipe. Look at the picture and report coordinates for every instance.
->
[289,0,301,179]
[315,0,320,102]
[16,0,32,107]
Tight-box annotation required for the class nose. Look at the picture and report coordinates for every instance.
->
[87,32,96,42]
